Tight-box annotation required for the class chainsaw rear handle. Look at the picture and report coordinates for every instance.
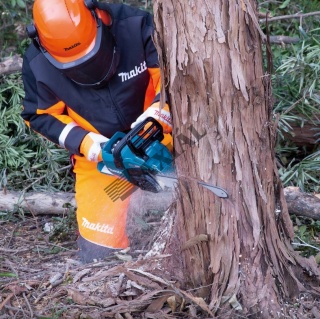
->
[113,117,164,169]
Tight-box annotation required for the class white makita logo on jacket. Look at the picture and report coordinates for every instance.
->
[81,217,114,234]
[118,61,147,82]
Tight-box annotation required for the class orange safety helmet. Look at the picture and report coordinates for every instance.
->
[27,0,119,88]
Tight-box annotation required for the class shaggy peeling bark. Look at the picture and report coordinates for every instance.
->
[153,1,320,317]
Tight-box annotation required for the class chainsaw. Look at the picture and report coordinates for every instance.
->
[97,117,228,198]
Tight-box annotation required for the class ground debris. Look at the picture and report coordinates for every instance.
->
[1,214,320,319]
[0,215,200,319]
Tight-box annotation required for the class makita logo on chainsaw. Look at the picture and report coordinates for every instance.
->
[64,42,81,51]
[118,61,147,82]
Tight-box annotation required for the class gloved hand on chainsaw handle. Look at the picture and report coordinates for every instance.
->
[131,102,172,134]
[80,132,109,162]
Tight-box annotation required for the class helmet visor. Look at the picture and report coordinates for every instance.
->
[43,21,118,88]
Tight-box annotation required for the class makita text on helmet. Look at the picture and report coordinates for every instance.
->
[64,42,81,51]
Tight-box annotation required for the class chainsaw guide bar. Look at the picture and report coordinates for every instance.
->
[98,117,228,199]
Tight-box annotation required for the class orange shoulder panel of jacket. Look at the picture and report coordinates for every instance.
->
[148,67,161,95]
[36,101,76,125]
[36,101,66,115]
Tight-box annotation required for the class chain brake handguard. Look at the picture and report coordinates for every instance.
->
[113,117,164,169]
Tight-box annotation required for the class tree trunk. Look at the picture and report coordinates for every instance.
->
[152,1,320,318]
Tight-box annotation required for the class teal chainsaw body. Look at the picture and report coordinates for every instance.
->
[97,117,173,193]
[98,117,229,198]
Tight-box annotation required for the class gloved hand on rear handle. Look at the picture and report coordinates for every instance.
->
[80,132,109,162]
[131,102,172,134]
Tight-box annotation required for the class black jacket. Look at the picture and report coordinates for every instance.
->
[21,3,160,155]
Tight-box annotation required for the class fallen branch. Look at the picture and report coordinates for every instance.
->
[259,11,320,23]
[0,55,23,76]
[0,190,76,215]
[269,35,300,45]
[283,186,320,220]
[0,188,174,218]
[1,187,319,220]
[284,122,320,146]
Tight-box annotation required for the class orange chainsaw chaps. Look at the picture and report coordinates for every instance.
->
[73,155,132,249]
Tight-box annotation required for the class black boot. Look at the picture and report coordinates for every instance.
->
[77,235,119,263]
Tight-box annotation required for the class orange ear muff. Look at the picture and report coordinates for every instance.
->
[84,0,112,26]
[97,9,112,26]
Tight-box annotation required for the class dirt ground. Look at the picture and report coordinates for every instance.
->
[1,189,320,319]
[0,213,175,319]
[0,189,192,319]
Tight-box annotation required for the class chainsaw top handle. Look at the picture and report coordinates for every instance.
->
[113,117,164,169]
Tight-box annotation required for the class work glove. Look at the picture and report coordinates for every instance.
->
[80,132,109,162]
[131,102,172,134]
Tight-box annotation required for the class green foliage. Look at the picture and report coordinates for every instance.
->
[0,73,34,169]
[272,32,320,192]
[0,73,73,193]
[292,215,320,258]
[258,0,320,38]
[0,272,18,277]
[257,1,319,194]
[278,151,320,192]
[48,211,78,243]
[0,0,32,56]
[277,32,320,107]
[10,0,27,9]
[257,0,320,257]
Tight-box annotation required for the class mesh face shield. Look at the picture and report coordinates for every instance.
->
[42,20,119,88]
[27,0,119,88]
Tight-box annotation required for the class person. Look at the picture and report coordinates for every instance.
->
[21,0,172,263]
